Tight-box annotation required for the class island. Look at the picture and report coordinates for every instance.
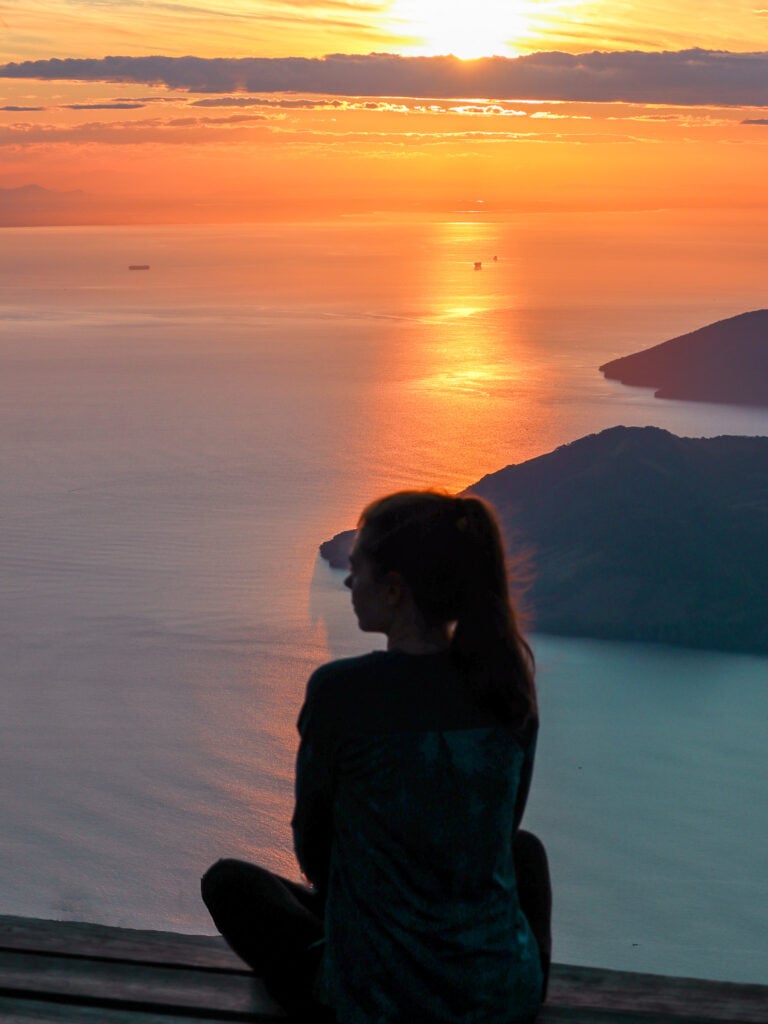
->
[319,426,768,653]
[599,309,768,406]
[0,183,92,226]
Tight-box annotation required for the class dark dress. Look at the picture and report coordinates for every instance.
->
[292,649,544,1024]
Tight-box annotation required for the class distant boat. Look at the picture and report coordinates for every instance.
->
[128,264,150,271]
[474,261,482,270]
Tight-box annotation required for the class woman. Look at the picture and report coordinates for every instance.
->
[202,491,551,1023]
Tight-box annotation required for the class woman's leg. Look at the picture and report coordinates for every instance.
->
[201,858,332,1019]
[513,830,552,1001]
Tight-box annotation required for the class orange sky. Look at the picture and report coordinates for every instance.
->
[1,2,767,220]
[3,1,765,61]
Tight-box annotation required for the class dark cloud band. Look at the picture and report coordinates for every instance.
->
[1,49,768,106]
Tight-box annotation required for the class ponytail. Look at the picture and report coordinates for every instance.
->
[449,497,537,725]
[356,491,537,727]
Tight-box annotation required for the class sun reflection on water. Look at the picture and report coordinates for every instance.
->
[365,221,551,486]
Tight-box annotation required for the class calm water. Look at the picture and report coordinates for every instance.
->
[1,212,767,983]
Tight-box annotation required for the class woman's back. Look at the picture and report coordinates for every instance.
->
[203,491,549,1024]
[293,649,542,1024]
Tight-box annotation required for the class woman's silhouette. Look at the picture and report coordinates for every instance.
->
[202,491,551,1023]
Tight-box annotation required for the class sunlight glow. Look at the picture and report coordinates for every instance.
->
[388,0,535,58]
[436,304,487,320]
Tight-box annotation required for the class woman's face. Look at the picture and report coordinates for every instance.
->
[344,543,394,635]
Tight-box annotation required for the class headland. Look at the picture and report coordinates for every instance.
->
[320,426,768,653]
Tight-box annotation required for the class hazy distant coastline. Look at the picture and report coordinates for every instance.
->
[600,310,768,407]
[320,426,768,654]
[7,185,765,229]
[0,184,254,227]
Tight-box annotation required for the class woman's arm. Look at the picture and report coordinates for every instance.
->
[513,722,538,831]
[291,672,335,897]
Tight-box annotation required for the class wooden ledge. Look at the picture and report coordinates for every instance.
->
[0,915,764,1022]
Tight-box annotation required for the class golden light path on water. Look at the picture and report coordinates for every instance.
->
[410,227,531,400]
[354,219,584,497]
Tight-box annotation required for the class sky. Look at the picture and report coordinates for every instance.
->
[1,1,767,220]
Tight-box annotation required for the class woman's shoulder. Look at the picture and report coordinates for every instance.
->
[305,650,387,699]
[307,649,457,701]
[298,652,389,737]
[310,650,388,679]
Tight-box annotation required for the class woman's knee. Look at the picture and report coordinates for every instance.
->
[200,857,250,907]
[514,831,551,887]
[514,829,547,861]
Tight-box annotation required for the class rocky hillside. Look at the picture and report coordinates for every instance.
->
[320,426,768,653]
[599,310,768,406]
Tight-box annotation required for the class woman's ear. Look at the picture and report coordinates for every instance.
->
[382,570,407,607]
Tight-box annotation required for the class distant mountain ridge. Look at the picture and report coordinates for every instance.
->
[319,426,768,653]
[600,310,768,406]
[1,184,86,199]
[0,183,93,226]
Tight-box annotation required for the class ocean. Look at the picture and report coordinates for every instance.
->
[1,211,767,984]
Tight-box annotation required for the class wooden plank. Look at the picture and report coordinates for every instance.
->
[539,1011,760,1024]
[540,1010,726,1024]
[547,964,768,1023]
[0,950,285,1021]
[0,915,241,971]
[1,916,766,1023]
[0,994,249,1023]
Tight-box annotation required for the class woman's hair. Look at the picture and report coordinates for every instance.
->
[356,490,536,725]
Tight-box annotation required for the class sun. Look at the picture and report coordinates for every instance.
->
[387,0,534,59]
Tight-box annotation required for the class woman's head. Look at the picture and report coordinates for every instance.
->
[353,490,536,723]
[354,491,502,626]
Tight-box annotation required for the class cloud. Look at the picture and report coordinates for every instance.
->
[190,96,348,109]
[742,117,768,124]
[64,103,146,110]
[188,95,529,116]
[531,111,591,120]
[0,114,648,151]
[449,104,527,117]
[0,112,270,147]
[2,49,768,106]
[1,105,45,112]
[267,127,646,147]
